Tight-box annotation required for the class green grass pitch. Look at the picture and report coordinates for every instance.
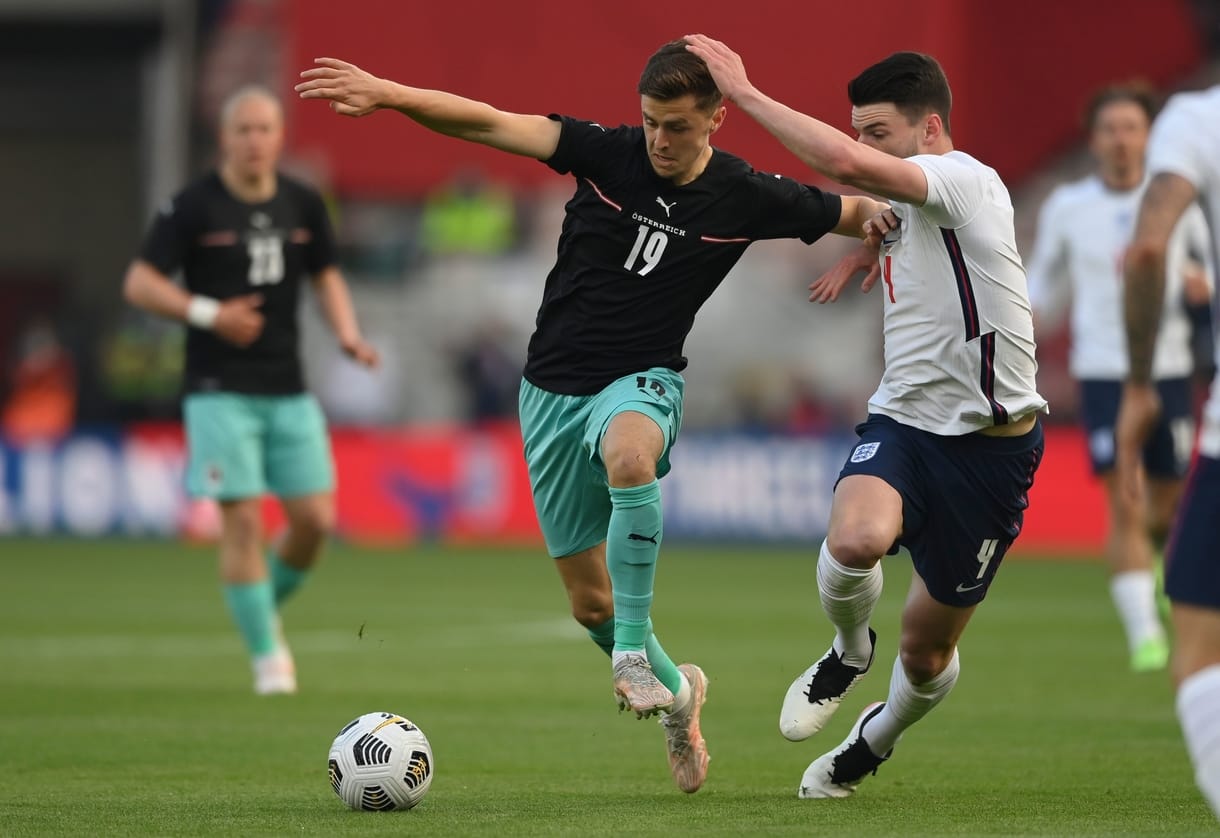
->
[0,539,1214,836]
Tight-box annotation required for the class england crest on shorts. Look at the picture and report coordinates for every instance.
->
[850,442,881,463]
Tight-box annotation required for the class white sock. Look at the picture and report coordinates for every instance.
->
[1110,570,1166,652]
[863,648,961,757]
[1177,664,1220,819]
[817,539,882,668]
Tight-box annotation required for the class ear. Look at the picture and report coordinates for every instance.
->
[922,112,944,146]
[709,104,727,134]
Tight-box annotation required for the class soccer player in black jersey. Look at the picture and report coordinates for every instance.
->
[123,86,379,695]
[297,41,886,792]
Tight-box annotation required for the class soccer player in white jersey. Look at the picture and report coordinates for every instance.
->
[1116,84,1220,822]
[686,36,1047,798]
[1027,85,1213,673]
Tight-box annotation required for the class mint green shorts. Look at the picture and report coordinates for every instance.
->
[183,392,334,500]
[518,368,684,557]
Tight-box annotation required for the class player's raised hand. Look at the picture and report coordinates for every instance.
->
[214,294,265,347]
[341,336,381,369]
[683,34,752,103]
[296,58,386,117]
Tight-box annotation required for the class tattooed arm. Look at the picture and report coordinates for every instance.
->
[1115,171,1200,502]
[1123,172,1199,383]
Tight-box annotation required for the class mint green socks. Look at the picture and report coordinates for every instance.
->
[222,580,277,656]
[602,479,682,693]
[587,618,616,655]
[607,480,663,652]
[269,552,309,605]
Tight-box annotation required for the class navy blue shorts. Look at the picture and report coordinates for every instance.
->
[1078,378,1194,478]
[837,414,1045,607]
[1165,454,1220,609]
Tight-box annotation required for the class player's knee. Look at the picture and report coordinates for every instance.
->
[602,449,658,488]
[291,499,336,543]
[571,602,613,629]
[568,589,613,628]
[899,645,954,685]
[221,501,263,547]
[1107,486,1142,529]
[1147,515,1173,546]
[826,523,891,567]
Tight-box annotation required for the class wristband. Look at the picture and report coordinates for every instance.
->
[186,296,221,330]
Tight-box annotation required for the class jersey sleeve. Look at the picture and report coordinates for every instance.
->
[910,153,987,228]
[1024,188,1071,323]
[302,187,338,274]
[543,115,637,179]
[1147,95,1214,193]
[744,172,843,244]
[138,193,191,276]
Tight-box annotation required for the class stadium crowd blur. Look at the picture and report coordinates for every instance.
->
[3,0,1220,444]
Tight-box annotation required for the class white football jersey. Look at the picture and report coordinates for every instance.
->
[1146,85,1220,455]
[870,151,1047,435]
[1026,175,1211,380]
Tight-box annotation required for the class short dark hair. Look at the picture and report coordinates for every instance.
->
[847,52,952,135]
[1083,83,1158,133]
[639,40,723,112]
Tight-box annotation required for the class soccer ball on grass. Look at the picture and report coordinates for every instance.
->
[327,712,434,811]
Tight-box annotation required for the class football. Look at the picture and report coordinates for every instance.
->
[327,712,434,811]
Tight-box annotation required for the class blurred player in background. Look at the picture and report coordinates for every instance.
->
[686,36,1046,798]
[1117,83,1220,821]
[122,86,379,695]
[1026,84,1213,672]
[297,40,889,793]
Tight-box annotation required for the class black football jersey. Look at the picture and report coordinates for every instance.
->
[139,171,337,394]
[524,115,844,395]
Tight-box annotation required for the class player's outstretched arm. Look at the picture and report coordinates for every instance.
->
[296,57,561,161]
[684,35,927,204]
[1123,172,1198,385]
[312,266,379,368]
[835,195,889,238]
[1115,171,1198,503]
